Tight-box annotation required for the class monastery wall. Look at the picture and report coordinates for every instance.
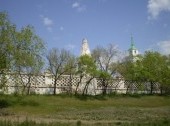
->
[0,72,127,95]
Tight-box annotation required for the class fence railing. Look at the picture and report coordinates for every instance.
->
[0,73,161,95]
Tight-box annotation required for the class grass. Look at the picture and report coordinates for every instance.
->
[0,94,170,125]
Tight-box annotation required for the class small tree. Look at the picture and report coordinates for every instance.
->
[62,54,77,94]
[76,55,99,95]
[47,48,76,95]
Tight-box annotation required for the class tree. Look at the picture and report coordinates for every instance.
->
[115,56,143,93]
[92,44,118,95]
[62,53,77,94]
[0,12,15,73]
[0,12,45,94]
[162,54,170,94]
[116,55,143,81]
[13,26,45,94]
[142,51,170,94]
[76,54,99,95]
[117,51,170,94]
[47,48,76,95]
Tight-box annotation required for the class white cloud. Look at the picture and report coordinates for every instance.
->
[148,0,170,19]
[157,40,170,55]
[72,2,79,8]
[72,1,86,12]
[40,15,53,32]
[43,17,53,26]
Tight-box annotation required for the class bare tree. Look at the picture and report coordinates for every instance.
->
[47,48,76,95]
[92,43,118,95]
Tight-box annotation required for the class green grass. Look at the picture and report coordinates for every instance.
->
[0,119,170,126]
[0,94,170,125]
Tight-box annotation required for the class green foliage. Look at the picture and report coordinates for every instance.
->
[0,11,45,72]
[12,25,45,73]
[117,51,170,94]
[0,12,14,71]
[0,11,45,94]
[0,99,11,108]
[78,54,98,77]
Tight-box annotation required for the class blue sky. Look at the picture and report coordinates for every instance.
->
[0,0,170,55]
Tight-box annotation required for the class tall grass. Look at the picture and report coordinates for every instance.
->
[0,94,170,125]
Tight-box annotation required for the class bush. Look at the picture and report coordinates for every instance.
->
[0,99,11,108]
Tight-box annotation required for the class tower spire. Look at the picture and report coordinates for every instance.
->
[129,35,139,62]
[81,38,91,56]
[130,34,135,50]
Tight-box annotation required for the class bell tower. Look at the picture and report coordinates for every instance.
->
[81,38,91,56]
[129,36,139,61]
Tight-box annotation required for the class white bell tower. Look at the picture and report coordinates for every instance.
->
[81,38,91,56]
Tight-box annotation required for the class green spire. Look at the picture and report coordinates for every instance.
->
[130,35,136,50]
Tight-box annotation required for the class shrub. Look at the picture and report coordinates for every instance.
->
[0,99,11,108]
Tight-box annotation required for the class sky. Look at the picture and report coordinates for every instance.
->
[0,0,170,56]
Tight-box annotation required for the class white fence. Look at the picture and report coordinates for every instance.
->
[0,72,160,95]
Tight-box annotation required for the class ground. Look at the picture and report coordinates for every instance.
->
[0,94,170,126]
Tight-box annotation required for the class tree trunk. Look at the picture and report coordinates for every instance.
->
[82,77,93,95]
[27,76,31,95]
[126,80,131,94]
[102,79,107,95]
[53,76,57,95]
[68,74,73,94]
[150,81,153,94]
[75,75,83,95]
[160,84,163,95]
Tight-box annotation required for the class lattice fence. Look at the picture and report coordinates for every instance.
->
[0,73,161,94]
[124,80,160,93]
